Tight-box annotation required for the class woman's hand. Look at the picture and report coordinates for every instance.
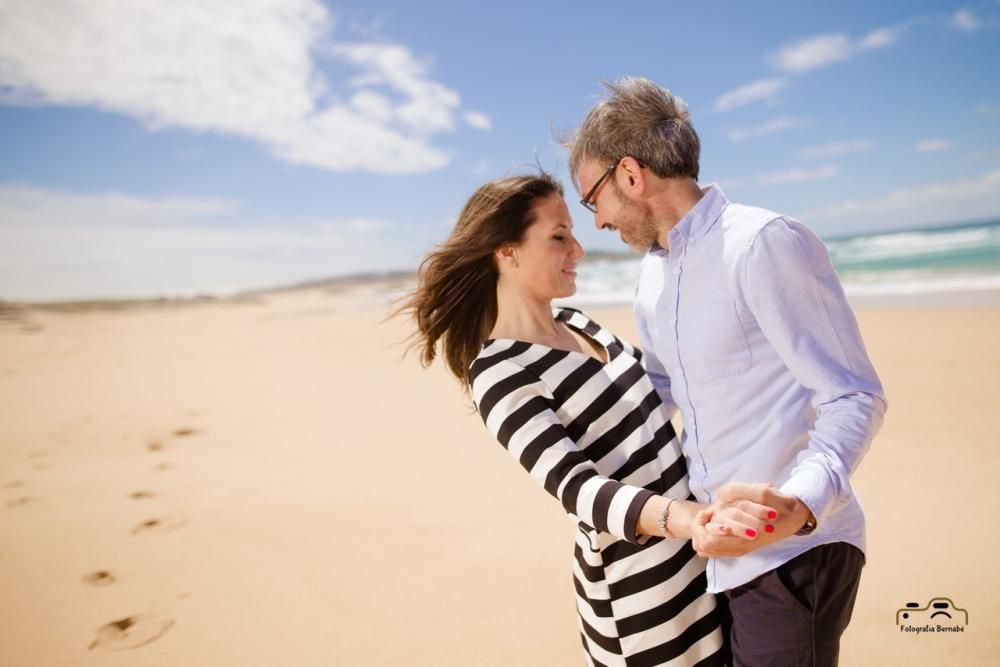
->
[690,482,780,558]
[691,482,813,558]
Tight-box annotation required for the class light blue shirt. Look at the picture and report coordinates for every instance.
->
[634,184,887,593]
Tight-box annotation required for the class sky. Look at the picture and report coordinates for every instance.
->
[1,0,999,301]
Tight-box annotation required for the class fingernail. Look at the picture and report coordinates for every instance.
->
[767,510,778,519]
[719,525,730,532]
[745,529,757,538]
[765,524,775,533]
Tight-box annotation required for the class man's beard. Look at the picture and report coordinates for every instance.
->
[620,199,660,254]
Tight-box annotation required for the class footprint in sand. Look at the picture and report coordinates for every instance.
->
[83,570,116,586]
[130,515,187,535]
[88,614,175,652]
[28,450,48,459]
[152,463,172,473]
[2,480,25,489]
[5,496,33,508]
[129,490,158,500]
[143,426,201,454]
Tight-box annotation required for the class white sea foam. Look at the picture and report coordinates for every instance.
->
[372,222,1000,309]
[828,227,997,263]
[559,231,1000,306]
[841,271,1000,296]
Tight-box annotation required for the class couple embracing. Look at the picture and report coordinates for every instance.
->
[400,78,886,667]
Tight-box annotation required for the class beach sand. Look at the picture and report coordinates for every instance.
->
[1,284,998,666]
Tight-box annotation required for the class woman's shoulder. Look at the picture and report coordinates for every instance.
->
[555,305,640,360]
[468,340,545,413]
[555,305,615,338]
[553,304,600,327]
[468,339,527,388]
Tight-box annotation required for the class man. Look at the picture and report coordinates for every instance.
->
[565,77,887,666]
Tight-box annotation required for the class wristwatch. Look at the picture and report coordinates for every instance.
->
[795,509,817,535]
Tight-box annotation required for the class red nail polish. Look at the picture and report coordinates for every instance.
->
[765,524,775,533]
[767,510,778,520]
[745,528,757,538]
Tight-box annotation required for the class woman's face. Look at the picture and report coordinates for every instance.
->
[504,194,585,300]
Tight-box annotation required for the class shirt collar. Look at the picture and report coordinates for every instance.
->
[649,183,728,258]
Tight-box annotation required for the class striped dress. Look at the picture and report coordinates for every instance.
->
[469,307,726,667]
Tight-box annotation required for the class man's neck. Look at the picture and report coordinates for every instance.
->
[648,178,705,251]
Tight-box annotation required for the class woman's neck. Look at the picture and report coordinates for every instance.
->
[490,283,559,342]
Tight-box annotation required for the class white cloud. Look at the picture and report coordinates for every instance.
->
[463,110,493,130]
[800,140,872,159]
[0,0,486,174]
[0,185,407,302]
[714,78,788,113]
[952,9,981,31]
[727,117,807,142]
[756,164,839,186]
[797,169,1000,223]
[859,28,898,49]
[0,186,237,228]
[329,42,459,134]
[768,27,899,73]
[916,139,954,153]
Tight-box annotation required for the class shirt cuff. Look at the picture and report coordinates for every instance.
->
[778,469,836,527]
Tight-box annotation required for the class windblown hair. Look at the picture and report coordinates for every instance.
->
[396,172,563,388]
[564,77,700,185]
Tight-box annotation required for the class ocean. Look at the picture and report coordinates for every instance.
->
[560,219,1000,307]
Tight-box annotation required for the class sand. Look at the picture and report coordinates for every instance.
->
[1,284,998,666]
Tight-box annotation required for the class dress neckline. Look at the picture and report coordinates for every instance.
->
[483,309,613,366]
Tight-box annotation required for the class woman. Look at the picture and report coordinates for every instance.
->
[400,172,773,666]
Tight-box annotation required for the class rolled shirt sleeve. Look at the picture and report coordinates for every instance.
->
[743,217,888,524]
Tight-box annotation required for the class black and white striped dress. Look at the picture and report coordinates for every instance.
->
[470,307,726,667]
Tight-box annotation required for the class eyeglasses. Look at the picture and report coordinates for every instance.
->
[579,162,618,213]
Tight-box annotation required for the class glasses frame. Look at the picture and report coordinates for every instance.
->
[579,161,618,213]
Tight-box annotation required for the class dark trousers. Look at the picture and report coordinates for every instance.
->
[721,542,865,667]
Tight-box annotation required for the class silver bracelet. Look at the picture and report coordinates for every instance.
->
[657,497,677,538]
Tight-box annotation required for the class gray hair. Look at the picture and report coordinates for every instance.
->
[564,77,700,186]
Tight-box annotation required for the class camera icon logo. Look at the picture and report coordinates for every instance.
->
[896,597,968,626]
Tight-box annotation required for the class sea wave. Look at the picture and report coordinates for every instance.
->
[563,220,1000,305]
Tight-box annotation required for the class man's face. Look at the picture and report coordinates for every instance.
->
[577,158,660,254]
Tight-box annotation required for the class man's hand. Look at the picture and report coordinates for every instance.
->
[691,482,813,558]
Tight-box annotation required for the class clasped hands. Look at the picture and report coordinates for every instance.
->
[690,482,813,558]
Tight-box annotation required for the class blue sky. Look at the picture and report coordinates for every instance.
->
[1,0,999,301]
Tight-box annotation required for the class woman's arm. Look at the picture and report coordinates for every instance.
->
[636,496,703,539]
[473,357,662,544]
[637,484,780,541]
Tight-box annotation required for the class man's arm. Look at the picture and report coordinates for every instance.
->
[743,217,888,526]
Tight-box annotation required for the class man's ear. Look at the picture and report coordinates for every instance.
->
[619,156,645,195]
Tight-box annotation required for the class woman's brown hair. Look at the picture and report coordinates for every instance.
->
[396,171,563,388]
